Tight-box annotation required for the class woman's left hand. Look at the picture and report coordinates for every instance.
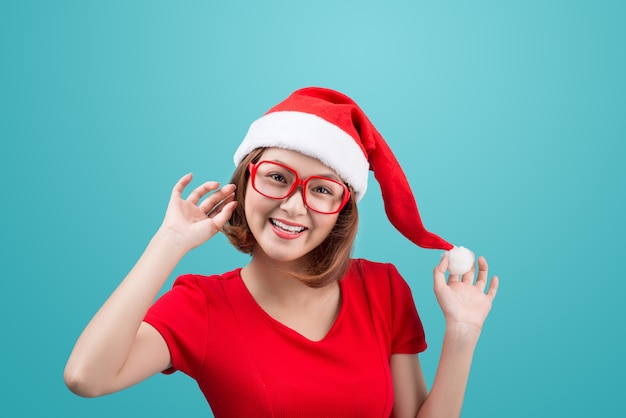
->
[433,255,499,335]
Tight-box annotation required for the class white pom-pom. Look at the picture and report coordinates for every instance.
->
[445,246,475,275]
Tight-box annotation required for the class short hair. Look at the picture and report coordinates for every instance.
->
[222,148,359,288]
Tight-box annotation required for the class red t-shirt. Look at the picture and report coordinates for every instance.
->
[144,258,426,417]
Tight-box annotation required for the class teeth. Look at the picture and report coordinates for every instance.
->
[271,219,306,234]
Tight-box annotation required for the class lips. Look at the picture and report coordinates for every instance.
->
[270,218,307,235]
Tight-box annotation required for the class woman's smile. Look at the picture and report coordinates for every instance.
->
[270,218,308,239]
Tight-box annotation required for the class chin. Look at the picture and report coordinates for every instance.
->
[253,239,316,265]
[264,248,308,264]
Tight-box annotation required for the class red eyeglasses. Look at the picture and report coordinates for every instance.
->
[248,160,350,214]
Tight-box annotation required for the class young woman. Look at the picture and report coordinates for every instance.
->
[64,87,498,417]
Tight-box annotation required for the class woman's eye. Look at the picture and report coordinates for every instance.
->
[269,173,287,183]
[312,186,332,195]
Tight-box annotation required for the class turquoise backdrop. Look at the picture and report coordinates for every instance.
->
[2,1,624,417]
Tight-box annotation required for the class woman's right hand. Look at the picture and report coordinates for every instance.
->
[159,173,237,252]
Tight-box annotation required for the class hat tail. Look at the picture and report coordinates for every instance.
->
[368,132,454,251]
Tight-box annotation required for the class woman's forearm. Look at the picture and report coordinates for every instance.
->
[416,324,481,418]
[64,227,187,395]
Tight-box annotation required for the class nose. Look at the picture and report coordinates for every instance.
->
[279,186,308,216]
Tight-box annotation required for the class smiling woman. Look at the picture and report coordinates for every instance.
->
[224,146,360,288]
[244,149,343,260]
[64,87,498,418]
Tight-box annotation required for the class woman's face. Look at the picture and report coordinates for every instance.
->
[244,148,343,264]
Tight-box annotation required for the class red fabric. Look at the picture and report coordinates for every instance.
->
[144,259,426,418]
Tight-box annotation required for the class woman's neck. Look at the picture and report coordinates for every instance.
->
[241,252,338,309]
[241,254,342,342]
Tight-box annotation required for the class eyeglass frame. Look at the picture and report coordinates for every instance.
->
[247,160,351,214]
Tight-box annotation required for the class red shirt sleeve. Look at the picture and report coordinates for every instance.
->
[355,259,427,355]
[144,274,210,377]
[387,263,427,354]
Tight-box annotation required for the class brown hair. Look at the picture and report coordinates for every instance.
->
[222,148,359,288]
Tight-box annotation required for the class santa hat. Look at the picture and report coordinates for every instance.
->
[234,87,474,274]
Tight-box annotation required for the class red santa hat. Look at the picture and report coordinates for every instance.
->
[234,87,474,274]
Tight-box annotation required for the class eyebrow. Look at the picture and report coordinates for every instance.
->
[271,159,342,182]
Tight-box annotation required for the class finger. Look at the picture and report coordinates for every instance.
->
[475,256,489,292]
[211,201,238,229]
[486,275,499,301]
[171,173,193,198]
[205,192,236,218]
[199,184,236,214]
[461,262,476,284]
[433,256,448,289]
[186,181,221,205]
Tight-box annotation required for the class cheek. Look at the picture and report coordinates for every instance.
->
[243,186,253,219]
[244,185,273,221]
[312,214,339,234]
[243,190,259,225]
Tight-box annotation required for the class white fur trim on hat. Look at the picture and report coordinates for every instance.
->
[233,111,370,202]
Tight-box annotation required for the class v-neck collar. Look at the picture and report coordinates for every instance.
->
[235,270,347,343]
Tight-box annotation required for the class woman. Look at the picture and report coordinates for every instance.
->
[64,87,498,417]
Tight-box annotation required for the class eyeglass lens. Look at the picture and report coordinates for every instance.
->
[252,161,346,213]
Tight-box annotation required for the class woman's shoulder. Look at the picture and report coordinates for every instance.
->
[344,259,423,347]
[170,267,243,290]
[346,258,407,293]
[346,258,418,302]
[348,258,402,280]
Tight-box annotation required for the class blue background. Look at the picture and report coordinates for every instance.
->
[2,1,624,417]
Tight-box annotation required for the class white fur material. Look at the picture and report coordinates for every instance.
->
[233,111,370,202]
[446,246,475,275]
